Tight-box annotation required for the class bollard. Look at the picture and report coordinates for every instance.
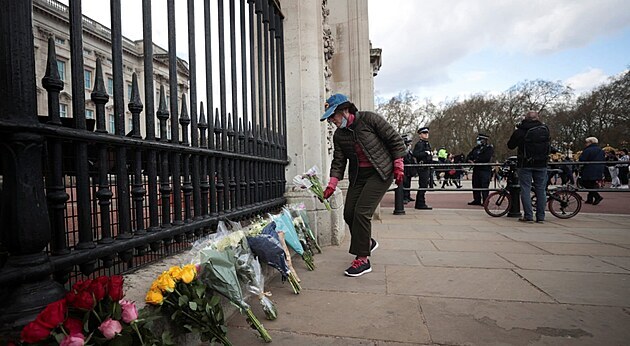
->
[393,183,406,215]
[506,157,521,217]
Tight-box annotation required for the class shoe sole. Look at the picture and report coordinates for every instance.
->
[344,267,372,277]
[371,239,379,252]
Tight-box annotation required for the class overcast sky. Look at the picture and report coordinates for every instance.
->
[66,0,629,106]
[368,0,630,103]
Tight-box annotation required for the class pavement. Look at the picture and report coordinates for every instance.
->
[225,197,630,345]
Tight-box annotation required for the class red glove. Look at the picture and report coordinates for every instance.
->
[323,177,338,199]
[393,158,404,186]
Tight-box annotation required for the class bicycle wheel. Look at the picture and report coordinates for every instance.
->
[484,191,511,217]
[548,191,581,219]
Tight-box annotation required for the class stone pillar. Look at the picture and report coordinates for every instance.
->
[326,0,374,111]
[319,0,383,219]
[282,0,344,246]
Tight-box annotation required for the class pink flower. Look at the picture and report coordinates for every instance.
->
[120,300,138,323]
[98,318,122,340]
[60,334,85,346]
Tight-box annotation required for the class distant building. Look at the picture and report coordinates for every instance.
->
[32,0,190,139]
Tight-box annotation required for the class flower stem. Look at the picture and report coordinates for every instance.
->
[245,308,272,343]
[131,322,145,346]
[91,309,102,323]
[165,297,231,345]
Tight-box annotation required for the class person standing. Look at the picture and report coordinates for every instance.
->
[321,93,406,277]
[402,136,416,203]
[412,127,433,210]
[617,149,629,189]
[579,137,605,205]
[606,150,620,187]
[507,111,551,223]
[466,133,494,205]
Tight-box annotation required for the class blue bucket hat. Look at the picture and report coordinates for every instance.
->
[320,93,349,121]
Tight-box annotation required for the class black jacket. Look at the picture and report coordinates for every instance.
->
[466,144,494,172]
[507,119,549,168]
[412,140,432,171]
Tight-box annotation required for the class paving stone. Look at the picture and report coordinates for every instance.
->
[596,255,630,271]
[371,249,421,265]
[267,259,387,294]
[516,269,630,306]
[376,238,438,251]
[386,265,553,302]
[379,228,442,239]
[224,328,409,345]
[228,289,431,344]
[499,231,598,243]
[419,297,630,346]
[436,230,511,241]
[432,239,548,254]
[569,231,630,245]
[499,253,630,273]
[529,242,630,256]
[419,251,515,269]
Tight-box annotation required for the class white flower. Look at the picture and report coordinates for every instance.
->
[305,165,320,177]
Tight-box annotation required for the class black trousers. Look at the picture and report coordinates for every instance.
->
[344,167,392,257]
[581,180,602,202]
[472,170,491,203]
[403,174,412,199]
[414,169,430,207]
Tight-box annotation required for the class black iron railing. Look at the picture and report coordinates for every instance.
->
[0,0,287,331]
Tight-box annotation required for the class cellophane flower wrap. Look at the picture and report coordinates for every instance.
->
[19,275,162,346]
[225,219,278,320]
[190,223,272,343]
[289,203,322,254]
[246,220,301,294]
[273,208,314,271]
[292,165,331,211]
[144,263,231,345]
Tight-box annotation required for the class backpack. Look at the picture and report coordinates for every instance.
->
[523,125,550,164]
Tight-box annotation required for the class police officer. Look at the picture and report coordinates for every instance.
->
[412,127,432,210]
[402,135,416,203]
[466,133,494,205]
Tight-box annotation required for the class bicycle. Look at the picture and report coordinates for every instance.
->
[484,175,582,219]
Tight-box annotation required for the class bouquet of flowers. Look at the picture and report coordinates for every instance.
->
[19,275,161,345]
[220,220,279,320]
[273,208,314,271]
[246,220,301,294]
[292,165,331,211]
[290,203,322,254]
[190,224,272,342]
[145,264,231,345]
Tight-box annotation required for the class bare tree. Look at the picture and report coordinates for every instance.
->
[376,90,434,137]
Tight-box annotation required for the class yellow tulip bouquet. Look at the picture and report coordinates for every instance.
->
[145,264,232,346]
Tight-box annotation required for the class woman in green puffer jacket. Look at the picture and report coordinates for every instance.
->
[320,93,406,277]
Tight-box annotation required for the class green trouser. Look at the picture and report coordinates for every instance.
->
[344,167,392,257]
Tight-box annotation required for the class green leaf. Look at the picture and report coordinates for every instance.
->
[209,295,221,306]
[195,285,205,298]
[178,295,189,307]
[162,330,175,345]
[53,331,65,344]
[188,301,198,311]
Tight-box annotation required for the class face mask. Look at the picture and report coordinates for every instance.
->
[476,140,482,145]
[339,116,348,128]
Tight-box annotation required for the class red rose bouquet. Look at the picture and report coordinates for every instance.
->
[19,275,162,345]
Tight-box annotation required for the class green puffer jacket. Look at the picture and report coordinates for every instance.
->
[330,111,406,185]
